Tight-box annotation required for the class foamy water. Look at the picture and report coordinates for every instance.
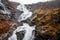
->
[17,5,33,22]
[8,23,35,40]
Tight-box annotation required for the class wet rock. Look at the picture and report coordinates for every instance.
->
[14,10,24,20]
[16,31,25,40]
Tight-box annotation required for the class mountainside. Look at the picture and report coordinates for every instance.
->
[0,0,60,40]
[26,0,60,12]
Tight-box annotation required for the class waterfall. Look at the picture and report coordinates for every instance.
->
[8,23,35,40]
[22,23,35,40]
[8,4,35,40]
[17,4,33,22]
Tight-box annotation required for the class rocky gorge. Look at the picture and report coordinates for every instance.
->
[0,0,60,40]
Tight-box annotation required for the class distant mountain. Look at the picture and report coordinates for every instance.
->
[25,0,60,12]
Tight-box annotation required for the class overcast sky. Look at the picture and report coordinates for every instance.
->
[9,0,52,4]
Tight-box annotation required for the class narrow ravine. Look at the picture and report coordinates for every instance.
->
[8,4,35,40]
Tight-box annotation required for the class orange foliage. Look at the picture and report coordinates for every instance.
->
[32,8,60,36]
[0,19,10,35]
[42,23,57,36]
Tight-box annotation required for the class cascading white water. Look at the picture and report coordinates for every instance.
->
[8,23,35,40]
[8,4,35,40]
[17,4,33,22]
[22,23,35,40]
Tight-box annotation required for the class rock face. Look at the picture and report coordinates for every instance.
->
[16,31,25,40]
[0,0,22,40]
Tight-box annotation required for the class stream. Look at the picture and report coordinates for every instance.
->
[8,4,35,40]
